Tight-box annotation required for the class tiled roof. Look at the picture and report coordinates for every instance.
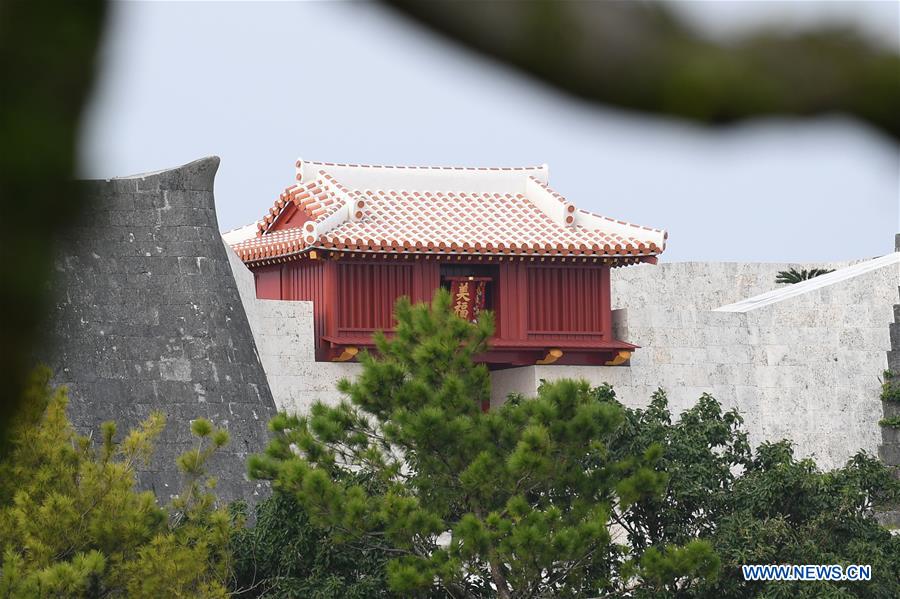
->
[232,159,667,263]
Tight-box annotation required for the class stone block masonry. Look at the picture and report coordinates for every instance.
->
[878,260,900,471]
[874,233,900,528]
[492,259,898,471]
[44,157,277,505]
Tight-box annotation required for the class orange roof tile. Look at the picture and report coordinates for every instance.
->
[232,160,667,264]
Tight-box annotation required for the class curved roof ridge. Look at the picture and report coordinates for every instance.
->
[528,174,665,234]
[256,179,322,236]
[525,175,666,252]
[577,208,667,235]
[527,175,569,206]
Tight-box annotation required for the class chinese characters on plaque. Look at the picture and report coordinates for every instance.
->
[450,279,487,322]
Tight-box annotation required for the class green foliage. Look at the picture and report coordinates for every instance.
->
[703,447,900,598]
[0,367,233,598]
[879,416,900,429]
[601,388,752,549]
[603,386,900,598]
[880,372,900,403]
[250,290,718,597]
[230,489,393,598]
[775,267,835,285]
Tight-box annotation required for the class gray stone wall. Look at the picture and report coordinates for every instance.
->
[877,234,900,525]
[44,157,276,504]
[880,284,900,468]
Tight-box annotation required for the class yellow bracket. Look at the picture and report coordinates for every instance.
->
[536,348,563,365]
[605,350,632,366]
[333,346,359,362]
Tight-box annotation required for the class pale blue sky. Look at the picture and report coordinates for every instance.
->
[80,1,899,262]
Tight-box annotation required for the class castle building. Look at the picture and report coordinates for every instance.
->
[230,159,667,368]
[44,156,898,505]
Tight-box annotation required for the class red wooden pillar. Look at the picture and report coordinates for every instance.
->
[497,262,508,341]
[413,260,440,304]
[322,259,338,341]
[600,264,612,340]
[511,261,527,340]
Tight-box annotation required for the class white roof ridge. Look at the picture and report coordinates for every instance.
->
[221,222,259,245]
[527,174,667,238]
[297,159,550,197]
[353,188,523,195]
[714,252,900,313]
[576,207,667,235]
[299,158,547,172]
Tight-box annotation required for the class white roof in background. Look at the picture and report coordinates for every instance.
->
[714,252,900,313]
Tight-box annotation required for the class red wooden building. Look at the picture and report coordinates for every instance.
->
[231,159,666,368]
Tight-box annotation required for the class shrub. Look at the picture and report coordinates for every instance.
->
[603,386,900,598]
[881,371,900,403]
[230,488,393,598]
[879,415,900,429]
[0,368,233,598]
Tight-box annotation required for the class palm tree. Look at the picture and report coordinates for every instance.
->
[775,267,835,285]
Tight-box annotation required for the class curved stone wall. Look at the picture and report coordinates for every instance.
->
[44,157,276,504]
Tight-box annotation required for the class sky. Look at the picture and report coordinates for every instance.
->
[80,1,900,263]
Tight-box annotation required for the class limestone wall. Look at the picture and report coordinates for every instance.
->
[610,260,860,311]
[493,259,898,470]
[225,245,361,414]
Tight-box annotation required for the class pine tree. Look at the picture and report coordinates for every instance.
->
[249,290,718,597]
[0,367,233,598]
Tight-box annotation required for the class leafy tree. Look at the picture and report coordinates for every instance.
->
[704,446,900,598]
[230,488,393,598]
[599,389,753,552]
[600,386,900,598]
[249,290,718,598]
[0,367,233,598]
[775,267,835,285]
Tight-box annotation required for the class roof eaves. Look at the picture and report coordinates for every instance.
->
[238,244,661,266]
